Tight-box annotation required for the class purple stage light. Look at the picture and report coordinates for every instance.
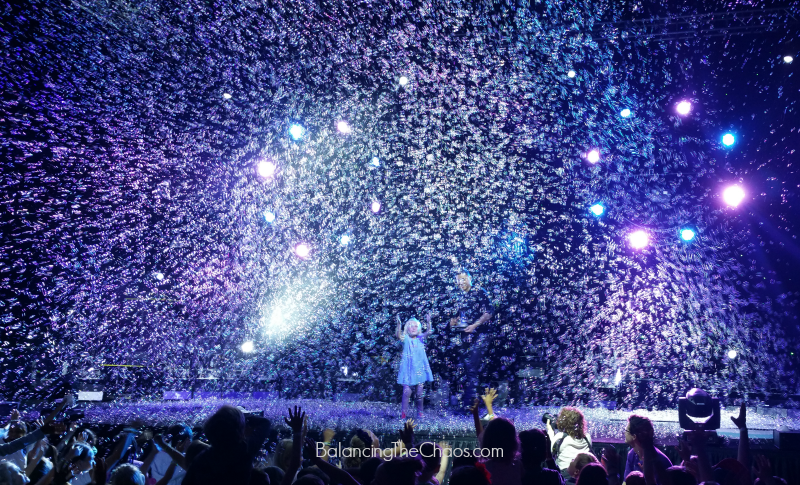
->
[676,101,692,116]
[257,160,276,178]
[295,243,311,258]
[723,185,745,207]
[628,230,649,249]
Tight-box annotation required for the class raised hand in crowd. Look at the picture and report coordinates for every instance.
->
[398,418,415,450]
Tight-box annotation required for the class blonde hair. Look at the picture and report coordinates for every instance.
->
[569,452,599,477]
[403,318,422,336]
[556,406,588,440]
[343,429,379,468]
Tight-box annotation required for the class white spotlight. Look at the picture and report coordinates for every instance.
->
[722,133,735,146]
[337,121,352,134]
[223,93,232,100]
[587,149,600,164]
[628,230,649,249]
[241,341,254,353]
[567,70,576,78]
[154,272,164,281]
[399,76,409,86]
[727,349,737,359]
[340,234,351,245]
[371,157,380,167]
[676,101,692,116]
[620,109,631,118]
[295,243,311,258]
[257,160,276,178]
[371,201,381,213]
[264,211,276,223]
[784,55,794,64]
[723,185,745,207]
[289,124,305,140]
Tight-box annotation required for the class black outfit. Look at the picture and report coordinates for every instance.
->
[183,422,270,485]
[452,287,493,406]
[522,466,565,485]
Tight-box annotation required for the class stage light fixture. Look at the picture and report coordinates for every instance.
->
[154,272,164,280]
[295,243,311,258]
[371,157,380,167]
[567,70,576,78]
[784,55,794,64]
[676,101,692,115]
[723,185,745,207]
[399,76,409,86]
[722,133,735,146]
[629,230,649,249]
[241,341,254,353]
[337,121,352,134]
[680,228,696,242]
[620,109,631,118]
[340,234,351,245]
[371,201,381,213]
[289,124,305,140]
[264,211,276,223]
[727,349,737,359]
[587,149,600,164]
[257,160,276,178]
[222,93,232,99]
[590,203,605,216]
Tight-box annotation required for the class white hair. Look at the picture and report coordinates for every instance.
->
[403,318,422,336]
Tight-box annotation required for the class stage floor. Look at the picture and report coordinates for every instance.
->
[74,398,800,444]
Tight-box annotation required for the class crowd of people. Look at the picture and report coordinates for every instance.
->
[0,391,789,485]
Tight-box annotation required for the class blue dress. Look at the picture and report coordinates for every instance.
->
[397,334,434,385]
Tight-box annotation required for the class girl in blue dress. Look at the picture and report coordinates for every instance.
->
[395,314,435,418]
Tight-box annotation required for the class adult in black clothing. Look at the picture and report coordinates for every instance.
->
[182,405,270,485]
[448,271,493,408]
[519,429,565,485]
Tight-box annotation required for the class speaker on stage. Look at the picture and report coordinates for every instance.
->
[773,428,800,451]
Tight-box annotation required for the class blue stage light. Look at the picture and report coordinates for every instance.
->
[680,228,696,241]
[620,109,631,118]
[290,124,305,140]
[722,133,735,146]
[590,203,605,216]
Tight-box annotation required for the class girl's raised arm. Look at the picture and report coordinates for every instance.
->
[421,313,435,338]
[395,316,403,341]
